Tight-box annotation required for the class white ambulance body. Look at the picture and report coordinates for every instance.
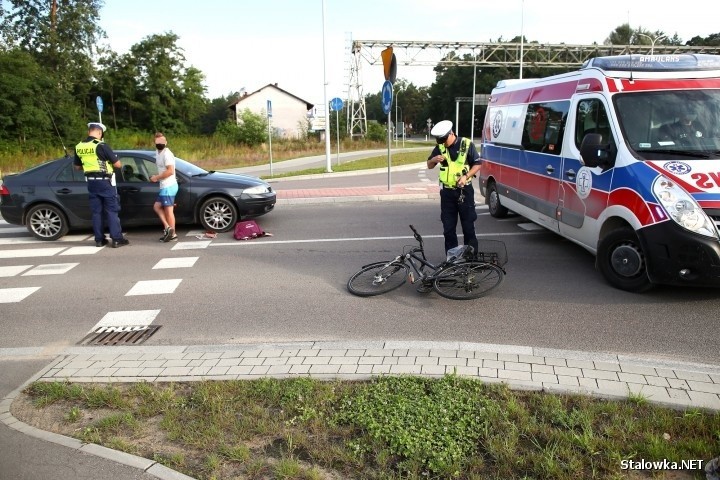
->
[479,54,720,292]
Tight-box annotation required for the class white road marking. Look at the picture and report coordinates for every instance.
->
[126,279,182,296]
[0,247,66,258]
[0,234,92,245]
[210,230,538,247]
[0,265,33,277]
[60,246,104,255]
[22,263,79,276]
[153,257,199,269]
[517,223,545,231]
[89,309,161,332]
[172,240,211,250]
[0,287,41,303]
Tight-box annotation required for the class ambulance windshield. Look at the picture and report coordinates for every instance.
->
[615,89,720,159]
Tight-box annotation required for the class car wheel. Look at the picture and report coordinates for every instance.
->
[26,203,69,241]
[487,182,508,218]
[199,196,238,232]
[597,226,653,292]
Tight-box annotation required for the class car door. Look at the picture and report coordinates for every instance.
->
[49,159,93,224]
[558,96,615,245]
[116,155,160,225]
[517,101,568,233]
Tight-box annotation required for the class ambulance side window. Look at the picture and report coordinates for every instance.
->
[575,99,614,148]
[521,101,569,155]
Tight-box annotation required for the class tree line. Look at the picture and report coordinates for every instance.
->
[1,0,719,151]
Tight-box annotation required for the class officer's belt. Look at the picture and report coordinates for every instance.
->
[86,174,112,180]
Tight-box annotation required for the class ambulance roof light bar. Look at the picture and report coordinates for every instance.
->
[582,54,720,72]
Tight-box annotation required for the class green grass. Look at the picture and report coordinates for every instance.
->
[19,376,720,479]
[0,135,429,177]
[261,151,429,179]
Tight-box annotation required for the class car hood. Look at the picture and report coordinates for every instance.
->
[190,170,270,187]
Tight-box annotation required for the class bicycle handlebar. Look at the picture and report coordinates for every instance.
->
[409,224,423,244]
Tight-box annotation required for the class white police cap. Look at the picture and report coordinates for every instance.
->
[430,120,453,138]
[87,122,107,132]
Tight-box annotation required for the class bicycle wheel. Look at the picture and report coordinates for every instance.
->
[347,261,410,297]
[433,261,504,300]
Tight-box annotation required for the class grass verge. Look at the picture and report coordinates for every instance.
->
[16,376,720,479]
[260,151,429,179]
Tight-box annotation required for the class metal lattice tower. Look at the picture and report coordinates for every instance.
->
[345,33,367,138]
[347,40,720,138]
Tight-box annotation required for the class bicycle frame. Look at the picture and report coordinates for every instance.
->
[365,226,459,284]
[348,224,506,299]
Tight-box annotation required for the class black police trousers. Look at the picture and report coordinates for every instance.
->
[439,185,478,255]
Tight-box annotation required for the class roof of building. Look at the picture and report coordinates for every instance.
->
[228,83,314,110]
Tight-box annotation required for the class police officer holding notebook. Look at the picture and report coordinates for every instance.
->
[74,122,129,248]
[427,120,481,256]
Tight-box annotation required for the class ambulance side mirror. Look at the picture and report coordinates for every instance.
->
[580,133,615,169]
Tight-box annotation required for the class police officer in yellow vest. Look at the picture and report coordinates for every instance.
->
[427,120,481,256]
[73,122,129,248]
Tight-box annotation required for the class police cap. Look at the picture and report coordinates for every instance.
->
[87,122,107,133]
[430,120,453,138]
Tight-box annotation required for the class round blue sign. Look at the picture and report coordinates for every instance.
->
[329,97,344,112]
[96,96,104,113]
[381,80,393,115]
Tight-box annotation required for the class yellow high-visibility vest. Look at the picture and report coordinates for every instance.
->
[75,139,112,174]
[438,137,471,187]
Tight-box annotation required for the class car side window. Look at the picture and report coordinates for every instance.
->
[575,99,615,148]
[118,156,156,182]
[56,161,85,182]
[521,101,569,155]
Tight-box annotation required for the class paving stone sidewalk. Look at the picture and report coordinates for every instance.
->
[22,341,720,411]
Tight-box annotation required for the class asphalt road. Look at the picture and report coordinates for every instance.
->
[1,199,718,365]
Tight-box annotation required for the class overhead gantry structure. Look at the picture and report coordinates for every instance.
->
[345,40,720,137]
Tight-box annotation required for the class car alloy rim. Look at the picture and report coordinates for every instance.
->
[30,208,61,238]
[203,201,232,229]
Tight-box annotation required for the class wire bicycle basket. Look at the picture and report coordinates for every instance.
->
[476,239,508,267]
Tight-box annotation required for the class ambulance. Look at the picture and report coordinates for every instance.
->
[479,54,720,292]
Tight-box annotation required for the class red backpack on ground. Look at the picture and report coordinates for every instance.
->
[233,220,270,240]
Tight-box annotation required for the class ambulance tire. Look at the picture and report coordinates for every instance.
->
[487,182,508,218]
[597,227,653,293]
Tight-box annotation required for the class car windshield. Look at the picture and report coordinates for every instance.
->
[614,89,720,159]
[174,157,208,176]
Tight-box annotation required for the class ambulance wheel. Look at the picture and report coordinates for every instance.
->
[487,182,508,218]
[597,227,653,293]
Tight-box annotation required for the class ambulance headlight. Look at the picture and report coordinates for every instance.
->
[652,176,717,237]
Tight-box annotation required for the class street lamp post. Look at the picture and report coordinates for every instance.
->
[321,0,332,173]
[637,33,667,55]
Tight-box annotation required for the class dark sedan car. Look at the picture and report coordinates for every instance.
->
[0,150,276,240]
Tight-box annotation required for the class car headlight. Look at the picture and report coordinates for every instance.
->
[652,176,718,237]
[243,185,271,194]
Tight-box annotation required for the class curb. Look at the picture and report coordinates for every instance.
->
[0,355,194,480]
[3,340,720,479]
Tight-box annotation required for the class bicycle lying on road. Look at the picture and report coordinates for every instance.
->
[347,225,507,300]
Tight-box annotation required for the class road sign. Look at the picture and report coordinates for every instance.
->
[381,47,397,83]
[329,97,344,112]
[381,80,393,115]
[267,99,272,118]
[96,96,103,113]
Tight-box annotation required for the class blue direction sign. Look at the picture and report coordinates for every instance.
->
[96,96,103,113]
[381,80,393,115]
[267,99,272,118]
[329,97,344,112]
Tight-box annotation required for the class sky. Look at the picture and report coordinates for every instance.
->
[100,0,719,105]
